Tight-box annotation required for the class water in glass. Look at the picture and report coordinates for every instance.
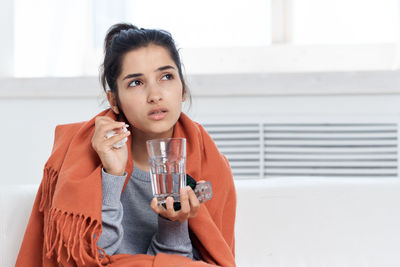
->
[147,138,186,205]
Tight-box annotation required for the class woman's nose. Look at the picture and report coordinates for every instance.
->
[147,83,162,103]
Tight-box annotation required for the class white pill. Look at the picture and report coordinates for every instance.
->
[105,124,128,149]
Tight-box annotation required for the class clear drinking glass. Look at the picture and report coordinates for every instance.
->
[146,138,187,205]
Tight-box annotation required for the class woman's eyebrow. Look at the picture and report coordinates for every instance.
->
[156,65,176,72]
[122,65,176,80]
[123,73,142,80]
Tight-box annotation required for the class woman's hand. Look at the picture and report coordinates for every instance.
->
[91,116,131,176]
[150,186,200,222]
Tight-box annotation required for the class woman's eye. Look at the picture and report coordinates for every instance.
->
[129,80,142,87]
[161,74,173,81]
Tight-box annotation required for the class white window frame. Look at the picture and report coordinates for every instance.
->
[72,0,400,76]
[1,0,399,78]
[0,0,14,77]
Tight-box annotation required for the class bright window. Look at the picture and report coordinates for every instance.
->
[9,0,400,77]
[122,0,271,48]
[292,0,399,44]
[14,0,93,77]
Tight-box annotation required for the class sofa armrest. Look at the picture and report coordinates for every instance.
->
[0,184,38,267]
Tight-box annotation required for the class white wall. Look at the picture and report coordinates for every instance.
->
[0,98,106,185]
[2,94,400,185]
[2,74,400,267]
[2,72,400,185]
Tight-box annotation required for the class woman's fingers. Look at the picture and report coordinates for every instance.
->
[164,197,177,219]
[91,116,130,174]
[94,129,129,152]
[151,186,200,222]
[187,187,200,218]
[95,115,122,126]
[178,187,190,222]
[150,198,160,213]
[100,122,127,137]
[92,116,129,151]
[152,197,178,221]
[103,130,130,148]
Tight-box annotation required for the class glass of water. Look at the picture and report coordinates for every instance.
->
[146,138,187,205]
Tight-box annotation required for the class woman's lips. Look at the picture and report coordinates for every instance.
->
[148,110,168,120]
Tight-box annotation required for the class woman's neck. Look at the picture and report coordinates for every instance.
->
[130,127,174,172]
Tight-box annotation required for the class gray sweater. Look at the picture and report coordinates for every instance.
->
[98,166,199,259]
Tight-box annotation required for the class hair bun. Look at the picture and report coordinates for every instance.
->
[104,23,139,52]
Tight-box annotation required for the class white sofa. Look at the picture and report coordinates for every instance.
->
[2,179,400,267]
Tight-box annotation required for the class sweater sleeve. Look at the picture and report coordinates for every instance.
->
[147,215,195,259]
[97,168,127,255]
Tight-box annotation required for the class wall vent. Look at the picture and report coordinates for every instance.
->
[203,123,398,179]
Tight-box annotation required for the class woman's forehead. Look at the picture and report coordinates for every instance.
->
[121,44,177,75]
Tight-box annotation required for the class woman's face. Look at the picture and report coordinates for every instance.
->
[113,44,185,139]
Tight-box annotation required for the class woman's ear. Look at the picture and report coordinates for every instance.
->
[107,91,119,114]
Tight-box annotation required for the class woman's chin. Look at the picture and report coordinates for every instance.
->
[149,128,174,139]
[133,125,174,140]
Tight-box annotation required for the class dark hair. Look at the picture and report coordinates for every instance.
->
[100,23,190,119]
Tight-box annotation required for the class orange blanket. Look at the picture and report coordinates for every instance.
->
[16,109,236,267]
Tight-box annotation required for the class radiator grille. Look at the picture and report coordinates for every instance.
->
[203,123,398,179]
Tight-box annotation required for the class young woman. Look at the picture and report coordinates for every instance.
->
[16,23,236,267]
